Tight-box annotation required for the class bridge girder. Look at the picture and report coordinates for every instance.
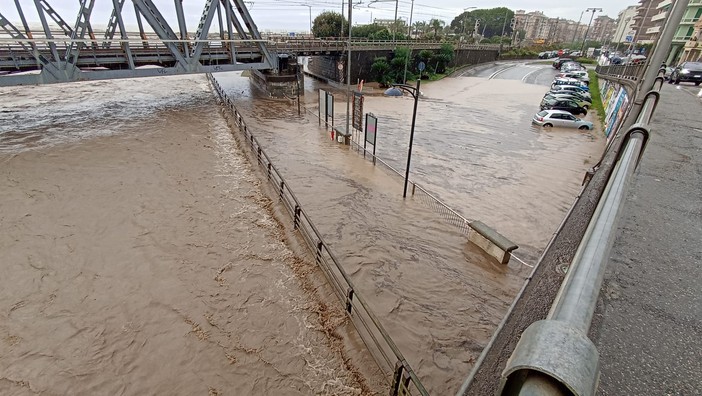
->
[0,0,278,86]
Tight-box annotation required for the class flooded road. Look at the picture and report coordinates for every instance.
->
[212,60,605,394]
[0,60,604,396]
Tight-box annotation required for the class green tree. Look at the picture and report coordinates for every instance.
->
[371,57,392,85]
[429,19,445,39]
[312,11,347,38]
[450,8,514,39]
[352,23,386,38]
[430,43,454,73]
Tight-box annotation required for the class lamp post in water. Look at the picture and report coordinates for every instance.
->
[384,61,425,198]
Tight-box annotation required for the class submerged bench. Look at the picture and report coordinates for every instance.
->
[468,220,518,264]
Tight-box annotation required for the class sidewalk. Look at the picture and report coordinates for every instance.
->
[592,84,702,394]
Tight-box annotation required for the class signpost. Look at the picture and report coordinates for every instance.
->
[364,113,377,162]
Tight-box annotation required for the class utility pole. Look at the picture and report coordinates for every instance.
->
[344,0,352,141]
[571,10,585,46]
[392,0,399,42]
[402,0,415,83]
[500,10,508,51]
[580,8,602,55]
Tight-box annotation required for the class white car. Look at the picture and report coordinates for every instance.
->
[550,85,592,99]
[532,110,594,130]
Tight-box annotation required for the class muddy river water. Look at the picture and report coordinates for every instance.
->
[0,61,605,395]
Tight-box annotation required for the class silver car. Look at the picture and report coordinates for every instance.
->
[532,110,594,130]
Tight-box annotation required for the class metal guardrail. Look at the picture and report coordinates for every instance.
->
[206,73,429,396]
[496,70,663,396]
[595,63,645,81]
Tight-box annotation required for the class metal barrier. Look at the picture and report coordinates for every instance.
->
[206,73,429,396]
[595,63,644,81]
[496,72,662,396]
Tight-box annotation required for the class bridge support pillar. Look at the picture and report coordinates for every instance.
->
[249,55,303,98]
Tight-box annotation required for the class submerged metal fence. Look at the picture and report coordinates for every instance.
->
[206,74,429,396]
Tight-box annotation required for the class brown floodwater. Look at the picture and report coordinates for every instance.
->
[212,62,605,394]
[0,62,604,396]
[0,76,382,395]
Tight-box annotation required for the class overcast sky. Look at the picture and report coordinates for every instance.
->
[2,0,638,33]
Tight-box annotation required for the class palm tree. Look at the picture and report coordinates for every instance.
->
[429,19,444,39]
[412,21,426,38]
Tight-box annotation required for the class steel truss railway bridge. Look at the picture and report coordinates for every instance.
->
[0,0,500,87]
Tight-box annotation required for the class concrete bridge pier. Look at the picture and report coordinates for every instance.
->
[249,54,304,98]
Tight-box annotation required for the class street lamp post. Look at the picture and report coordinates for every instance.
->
[385,62,425,197]
[499,11,508,52]
[580,8,602,55]
[571,10,585,46]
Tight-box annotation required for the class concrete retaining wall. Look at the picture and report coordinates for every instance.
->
[305,48,499,84]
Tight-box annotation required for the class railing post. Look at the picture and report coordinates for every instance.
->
[345,288,354,313]
[279,180,284,200]
[267,162,272,179]
[315,240,323,264]
[293,205,301,229]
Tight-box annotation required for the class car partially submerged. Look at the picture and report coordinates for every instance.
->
[532,110,594,130]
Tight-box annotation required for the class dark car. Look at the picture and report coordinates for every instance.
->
[552,58,573,69]
[540,98,587,116]
[668,62,702,85]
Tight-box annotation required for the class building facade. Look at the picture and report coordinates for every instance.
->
[591,15,617,43]
[613,6,638,44]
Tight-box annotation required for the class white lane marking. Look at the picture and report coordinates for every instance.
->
[488,64,518,79]
[521,67,542,83]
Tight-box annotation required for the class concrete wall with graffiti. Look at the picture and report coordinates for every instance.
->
[599,79,632,139]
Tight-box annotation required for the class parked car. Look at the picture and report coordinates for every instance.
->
[532,110,594,129]
[668,62,702,85]
[570,51,582,57]
[552,77,586,89]
[560,61,585,72]
[550,85,592,99]
[540,98,588,116]
[553,58,573,69]
[563,70,590,85]
[543,93,591,109]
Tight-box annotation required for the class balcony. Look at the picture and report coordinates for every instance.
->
[685,40,700,48]
[681,17,699,25]
[647,26,661,34]
[673,35,693,42]
[656,0,672,9]
[689,0,702,4]
[651,12,668,22]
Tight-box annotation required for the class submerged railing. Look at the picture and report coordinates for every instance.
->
[206,73,429,396]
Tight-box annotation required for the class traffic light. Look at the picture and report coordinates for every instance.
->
[510,18,516,29]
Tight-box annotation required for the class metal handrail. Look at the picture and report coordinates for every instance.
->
[496,71,661,396]
[206,73,428,396]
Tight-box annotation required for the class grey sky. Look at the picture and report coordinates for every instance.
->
[2,0,638,33]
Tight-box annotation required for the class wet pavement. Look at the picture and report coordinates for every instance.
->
[592,83,702,395]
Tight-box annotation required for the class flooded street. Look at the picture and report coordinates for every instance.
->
[0,60,604,395]
[212,60,605,394]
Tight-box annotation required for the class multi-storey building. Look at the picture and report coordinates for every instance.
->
[632,0,659,44]
[643,0,702,64]
[613,6,638,44]
[681,17,702,62]
[591,15,617,43]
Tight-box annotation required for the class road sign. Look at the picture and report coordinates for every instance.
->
[625,35,633,43]
[418,61,426,72]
